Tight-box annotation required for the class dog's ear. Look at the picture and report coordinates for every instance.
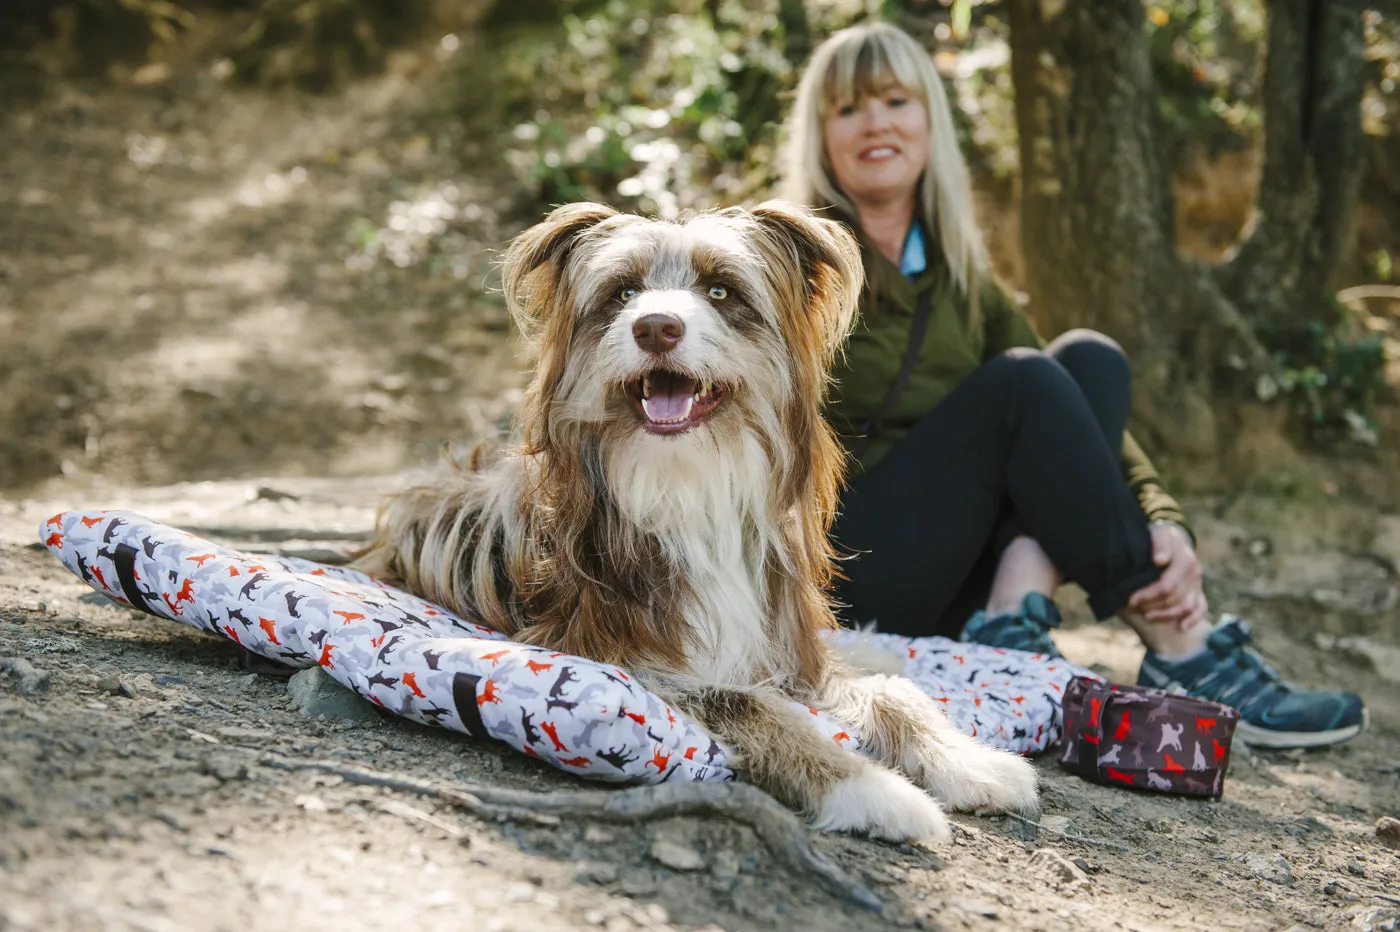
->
[503,202,619,329]
[747,200,864,363]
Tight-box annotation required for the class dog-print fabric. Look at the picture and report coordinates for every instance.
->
[42,510,1081,787]
[1058,675,1239,798]
[823,629,1091,754]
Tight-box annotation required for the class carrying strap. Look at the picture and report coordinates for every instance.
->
[850,288,933,460]
[112,543,160,617]
[1066,678,1119,781]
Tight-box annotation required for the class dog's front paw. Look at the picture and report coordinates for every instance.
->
[923,744,1039,815]
[811,766,951,844]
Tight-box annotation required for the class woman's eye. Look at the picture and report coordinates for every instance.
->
[619,286,639,300]
[708,285,729,300]
[836,104,855,117]
[888,96,908,107]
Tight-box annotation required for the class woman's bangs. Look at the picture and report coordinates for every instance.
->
[820,35,922,113]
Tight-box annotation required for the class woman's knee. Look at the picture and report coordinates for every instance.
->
[1045,328,1130,383]
[983,348,1073,398]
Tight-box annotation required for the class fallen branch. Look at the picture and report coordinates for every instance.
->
[260,757,883,912]
[1000,811,1131,852]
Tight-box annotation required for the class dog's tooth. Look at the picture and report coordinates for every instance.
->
[643,373,651,399]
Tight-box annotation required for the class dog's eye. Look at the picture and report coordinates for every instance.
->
[707,285,729,300]
[619,286,639,301]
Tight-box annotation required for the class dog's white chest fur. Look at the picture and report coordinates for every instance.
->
[607,431,779,685]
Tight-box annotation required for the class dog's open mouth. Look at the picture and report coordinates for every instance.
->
[624,369,728,435]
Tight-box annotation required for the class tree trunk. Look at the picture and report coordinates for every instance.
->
[1005,0,1366,458]
[1215,0,1367,348]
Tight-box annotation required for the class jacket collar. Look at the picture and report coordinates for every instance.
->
[843,212,942,313]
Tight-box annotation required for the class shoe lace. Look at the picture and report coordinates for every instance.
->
[1209,638,1290,704]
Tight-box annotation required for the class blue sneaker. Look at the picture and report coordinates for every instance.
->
[1138,616,1367,749]
[961,592,1064,659]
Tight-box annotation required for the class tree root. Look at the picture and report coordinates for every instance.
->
[261,757,884,912]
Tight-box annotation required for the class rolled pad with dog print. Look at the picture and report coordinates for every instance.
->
[1058,675,1239,798]
[42,510,1077,787]
[41,509,737,783]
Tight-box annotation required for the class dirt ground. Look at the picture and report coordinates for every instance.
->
[2,479,1399,932]
[2,23,1400,932]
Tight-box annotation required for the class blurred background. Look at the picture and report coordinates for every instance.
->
[0,0,1397,505]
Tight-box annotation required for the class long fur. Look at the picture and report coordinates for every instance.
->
[356,201,1037,841]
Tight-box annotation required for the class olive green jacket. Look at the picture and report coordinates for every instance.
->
[827,232,1191,534]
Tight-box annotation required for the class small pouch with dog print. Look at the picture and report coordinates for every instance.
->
[1058,675,1239,799]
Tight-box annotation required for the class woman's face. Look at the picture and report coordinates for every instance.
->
[821,86,929,212]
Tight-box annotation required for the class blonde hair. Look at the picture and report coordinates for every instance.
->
[781,21,987,296]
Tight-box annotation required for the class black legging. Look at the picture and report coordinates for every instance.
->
[832,329,1163,638]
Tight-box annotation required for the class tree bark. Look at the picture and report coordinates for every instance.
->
[1006,0,1366,458]
[1215,0,1367,348]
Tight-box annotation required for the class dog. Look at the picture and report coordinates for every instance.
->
[355,200,1037,842]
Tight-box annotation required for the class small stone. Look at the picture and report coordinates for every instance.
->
[648,838,705,871]
[583,825,614,844]
[710,849,740,880]
[201,759,248,783]
[1346,860,1368,878]
[504,882,535,903]
[1039,815,1072,836]
[153,674,187,687]
[1351,907,1400,932]
[117,680,138,699]
[286,667,379,724]
[1376,816,1400,850]
[619,871,658,897]
[1029,848,1089,886]
[1,658,53,696]
[576,864,619,885]
[97,676,122,694]
[948,897,1000,919]
[1244,852,1293,886]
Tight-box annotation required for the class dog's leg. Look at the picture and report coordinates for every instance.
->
[818,672,1039,815]
[679,685,952,843]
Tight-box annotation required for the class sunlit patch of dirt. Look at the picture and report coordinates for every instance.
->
[0,12,519,493]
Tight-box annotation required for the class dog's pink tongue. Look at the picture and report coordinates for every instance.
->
[645,372,696,421]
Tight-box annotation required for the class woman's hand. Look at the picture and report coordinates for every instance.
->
[1125,522,1209,632]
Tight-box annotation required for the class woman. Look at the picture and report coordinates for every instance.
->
[781,21,1365,749]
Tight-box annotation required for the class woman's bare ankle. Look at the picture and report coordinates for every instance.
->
[985,536,1062,615]
[1123,613,1211,658]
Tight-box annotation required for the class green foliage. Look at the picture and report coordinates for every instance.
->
[1259,310,1389,447]
[488,0,822,217]
[1369,250,1394,283]
[1145,0,1263,157]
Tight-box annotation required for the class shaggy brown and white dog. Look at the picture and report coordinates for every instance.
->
[356,200,1037,842]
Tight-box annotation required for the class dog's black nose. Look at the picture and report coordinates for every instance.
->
[632,314,685,354]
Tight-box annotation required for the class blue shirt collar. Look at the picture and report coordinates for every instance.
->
[900,221,927,279]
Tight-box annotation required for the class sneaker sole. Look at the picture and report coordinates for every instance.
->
[1235,708,1369,749]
